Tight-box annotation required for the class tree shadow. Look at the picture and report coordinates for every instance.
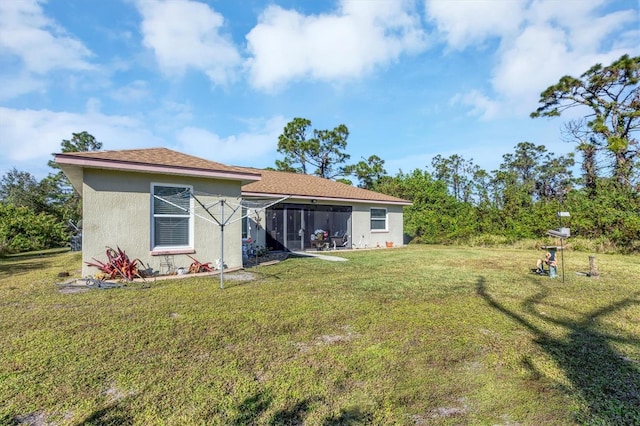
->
[232,392,372,425]
[2,248,70,260]
[322,407,373,425]
[0,255,59,280]
[268,397,320,425]
[74,399,134,425]
[476,276,640,424]
[231,391,273,425]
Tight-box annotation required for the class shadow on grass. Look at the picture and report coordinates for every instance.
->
[232,392,371,425]
[269,397,318,425]
[476,276,640,424]
[2,247,70,259]
[9,394,137,426]
[232,392,317,425]
[0,255,59,280]
[322,407,373,425]
[241,263,306,283]
[232,391,273,425]
[76,401,134,425]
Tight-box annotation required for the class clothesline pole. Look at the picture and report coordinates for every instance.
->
[219,200,225,289]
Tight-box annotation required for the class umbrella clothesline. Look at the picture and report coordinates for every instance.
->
[153,190,290,288]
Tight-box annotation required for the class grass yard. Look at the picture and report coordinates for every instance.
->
[1,245,639,425]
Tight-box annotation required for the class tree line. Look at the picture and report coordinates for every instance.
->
[0,132,101,254]
[1,56,638,254]
[270,55,639,252]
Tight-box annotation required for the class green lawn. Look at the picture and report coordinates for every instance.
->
[1,246,638,425]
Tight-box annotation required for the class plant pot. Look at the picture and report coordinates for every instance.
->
[386,242,393,248]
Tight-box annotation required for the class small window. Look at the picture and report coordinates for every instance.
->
[151,184,193,249]
[370,208,387,231]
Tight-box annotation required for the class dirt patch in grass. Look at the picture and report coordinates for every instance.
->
[57,284,91,294]
[223,271,259,281]
[296,326,360,353]
[14,412,51,426]
[430,399,469,418]
[409,398,470,425]
[55,270,260,294]
[104,383,135,404]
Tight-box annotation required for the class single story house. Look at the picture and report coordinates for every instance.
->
[242,169,411,252]
[55,148,411,277]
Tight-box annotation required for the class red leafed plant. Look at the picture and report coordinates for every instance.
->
[85,246,145,281]
[187,254,214,273]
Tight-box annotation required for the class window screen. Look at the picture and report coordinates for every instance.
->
[370,208,387,230]
[152,185,192,248]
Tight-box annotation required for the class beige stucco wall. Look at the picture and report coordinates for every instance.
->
[351,204,405,249]
[81,169,243,277]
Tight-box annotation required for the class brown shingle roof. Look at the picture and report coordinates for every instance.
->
[55,147,261,182]
[242,169,410,205]
[56,147,410,205]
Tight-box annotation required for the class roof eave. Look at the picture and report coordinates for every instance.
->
[57,163,84,196]
[242,191,412,206]
[55,155,261,184]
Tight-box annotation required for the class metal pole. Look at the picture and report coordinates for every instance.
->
[560,237,565,283]
[219,200,225,289]
[300,208,305,251]
[559,214,564,283]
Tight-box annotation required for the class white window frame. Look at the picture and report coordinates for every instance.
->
[151,183,194,251]
[370,207,388,232]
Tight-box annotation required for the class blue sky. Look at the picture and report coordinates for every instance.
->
[1,0,638,180]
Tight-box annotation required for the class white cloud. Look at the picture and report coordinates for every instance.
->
[524,0,637,63]
[491,24,571,113]
[246,0,427,91]
[425,0,527,50]
[435,0,640,118]
[0,73,46,101]
[493,2,638,115]
[0,0,93,75]
[0,105,162,179]
[0,100,285,179]
[175,116,287,165]
[451,89,500,120]
[136,0,241,85]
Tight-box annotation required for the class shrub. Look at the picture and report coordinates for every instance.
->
[0,203,68,254]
